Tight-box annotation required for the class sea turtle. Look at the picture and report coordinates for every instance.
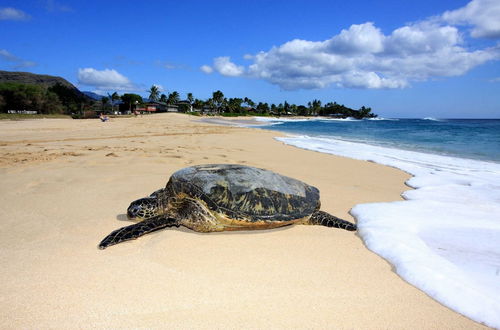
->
[99,164,356,249]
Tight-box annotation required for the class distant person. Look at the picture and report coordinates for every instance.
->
[100,113,109,122]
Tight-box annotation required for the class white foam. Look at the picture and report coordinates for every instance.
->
[423,117,443,121]
[253,116,361,123]
[276,135,500,328]
[318,117,360,121]
[366,117,399,121]
[254,117,311,123]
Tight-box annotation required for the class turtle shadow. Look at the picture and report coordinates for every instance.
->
[116,213,131,222]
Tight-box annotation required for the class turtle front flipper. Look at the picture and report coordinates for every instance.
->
[309,210,357,231]
[99,216,178,249]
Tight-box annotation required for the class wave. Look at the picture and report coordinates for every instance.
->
[365,117,399,121]
[319,117,360,122]
[275,134,500,328]
[254,117,311,123]
[254,116,361,123]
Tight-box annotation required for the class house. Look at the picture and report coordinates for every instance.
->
[202,105,217,114]
[132,100,195,114]
[176,100,193,112]
[136,100,167,113]
[166,104,179,112]
[242,106,256,113]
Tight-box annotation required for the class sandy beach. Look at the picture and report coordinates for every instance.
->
[0,113,484,329]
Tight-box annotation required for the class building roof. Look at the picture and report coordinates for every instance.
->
[144,100,167,106]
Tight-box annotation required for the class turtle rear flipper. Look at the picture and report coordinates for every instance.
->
[309,211,357,231]
[99,216,178,249]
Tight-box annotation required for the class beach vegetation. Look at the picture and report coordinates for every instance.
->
[107,92,120,112]
[47,83,87,112]
[0,82,67,114]
[101,96,109,108]
[194,92,378,118]
[148,85,160,101]
[120,93,143,112]
[167,91,180,105]
[187,93,194,105]
[212,90,224,114]
[193,98,204,110]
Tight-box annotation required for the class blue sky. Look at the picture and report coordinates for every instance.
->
[1,0,499,118]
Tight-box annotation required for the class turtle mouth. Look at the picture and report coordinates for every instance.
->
[127,208,136,219]
[127,205,141,219]
[127,197,159,220]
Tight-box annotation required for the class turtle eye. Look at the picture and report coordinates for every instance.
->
[127,204,142,219]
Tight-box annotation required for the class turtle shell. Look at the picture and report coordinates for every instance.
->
[164,164,320,222]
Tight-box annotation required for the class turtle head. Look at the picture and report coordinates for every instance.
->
[127,197,160,220]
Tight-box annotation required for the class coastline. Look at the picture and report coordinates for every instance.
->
[0,113,484,328]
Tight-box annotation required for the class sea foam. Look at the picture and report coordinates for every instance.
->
[276,135,500,328]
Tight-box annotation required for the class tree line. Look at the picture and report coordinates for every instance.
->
[0,82,88,114]
[0,81,377,119]
[145,85,377,119]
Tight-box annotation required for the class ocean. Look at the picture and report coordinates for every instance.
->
[252,117,500,328]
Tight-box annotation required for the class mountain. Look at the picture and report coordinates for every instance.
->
[83,91,104,100]
[0,70,89,100]
[1,70,73,88]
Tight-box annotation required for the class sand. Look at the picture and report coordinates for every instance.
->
[0,113,484,329]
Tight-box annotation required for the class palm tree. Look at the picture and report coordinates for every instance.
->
[148,85,160,101]
[244,97,255,108]
[187,93,194,104]
[227,98,243,113]
[193,98,204,112]
[212,90,224,114]
[311,99,322,116]
[167,91,180,105]
[108,92,119,112]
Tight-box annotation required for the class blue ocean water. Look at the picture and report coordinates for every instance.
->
[250,117,500,328]
[260,118,500,163]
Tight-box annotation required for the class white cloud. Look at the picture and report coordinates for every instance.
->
[0,49,17,61]
[201,57,245,76]
[212,56,245,76]
[0,7,30,21]
[442,0,500,39]
[244,21,499,90]
[0,49,36,68]
[204,1,500,90]
[200,65,213,74]
[77,68,135,92]
[327,22,385,54]
[385,23,461,55]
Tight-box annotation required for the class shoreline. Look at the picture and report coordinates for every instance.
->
[208,115,500,328]
[0,113,484,328]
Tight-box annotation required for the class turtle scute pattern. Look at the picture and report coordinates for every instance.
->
[166,164,321,221]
